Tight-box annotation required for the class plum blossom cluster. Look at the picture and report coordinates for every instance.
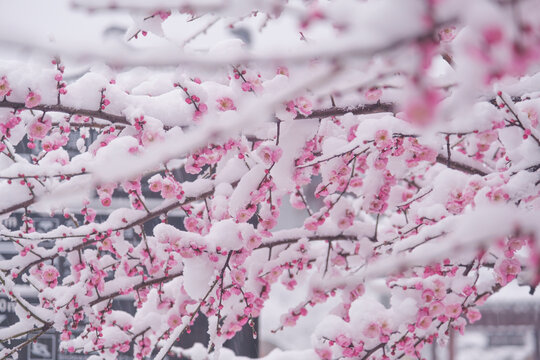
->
[286,96,313,117]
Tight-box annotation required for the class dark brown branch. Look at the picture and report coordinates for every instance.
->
[497,94,540,147]
[0,100,130,125]
[397,188,434,209]
[259,234,358,249]
[361,343,386,360]
[525,163,540,172]
[0,197,35,216]
[436,154,488,176]
[0,171,87,180]
[294,102,394,120]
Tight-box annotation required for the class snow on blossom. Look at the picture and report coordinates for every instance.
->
[28,116,52,139]
[257,144,283,165]
[315,347,332,360]
[0,76,10,96]
[160,177,182,199]
[374,129,392,149]
[1,3,540,360]
[216,97,237,111]
[41,266,59,288]
[363,322,380,338]
[439,26,456,42]
[148,174,163,192]
[276,66,289,77]
[365,88,382,102]
[295,96,313,115]
[25,91,41,108]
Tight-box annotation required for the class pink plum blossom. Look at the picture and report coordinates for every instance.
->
[374,129,392,149]
[416,315,432,330]
[28,116,52,139]
[257,144,283,164]
[295,96,313,115]
[363,322,381,338]
[0,76,10,97]
[365,88,382,102]
[42,266,59,287]
[167,314,182,328]
[439,26,456,42]
[466,308,482,324]
[276,66,289,76]
[148,176,162,192]
[25,91,41,108]
[216,97,237,111]
[445,303,462,319]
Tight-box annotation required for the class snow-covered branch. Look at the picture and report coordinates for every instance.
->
[1,0,540,359]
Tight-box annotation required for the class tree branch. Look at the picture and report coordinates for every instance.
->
[0,100,130,125]
[436,154,488,176]
[294,102,394,120]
